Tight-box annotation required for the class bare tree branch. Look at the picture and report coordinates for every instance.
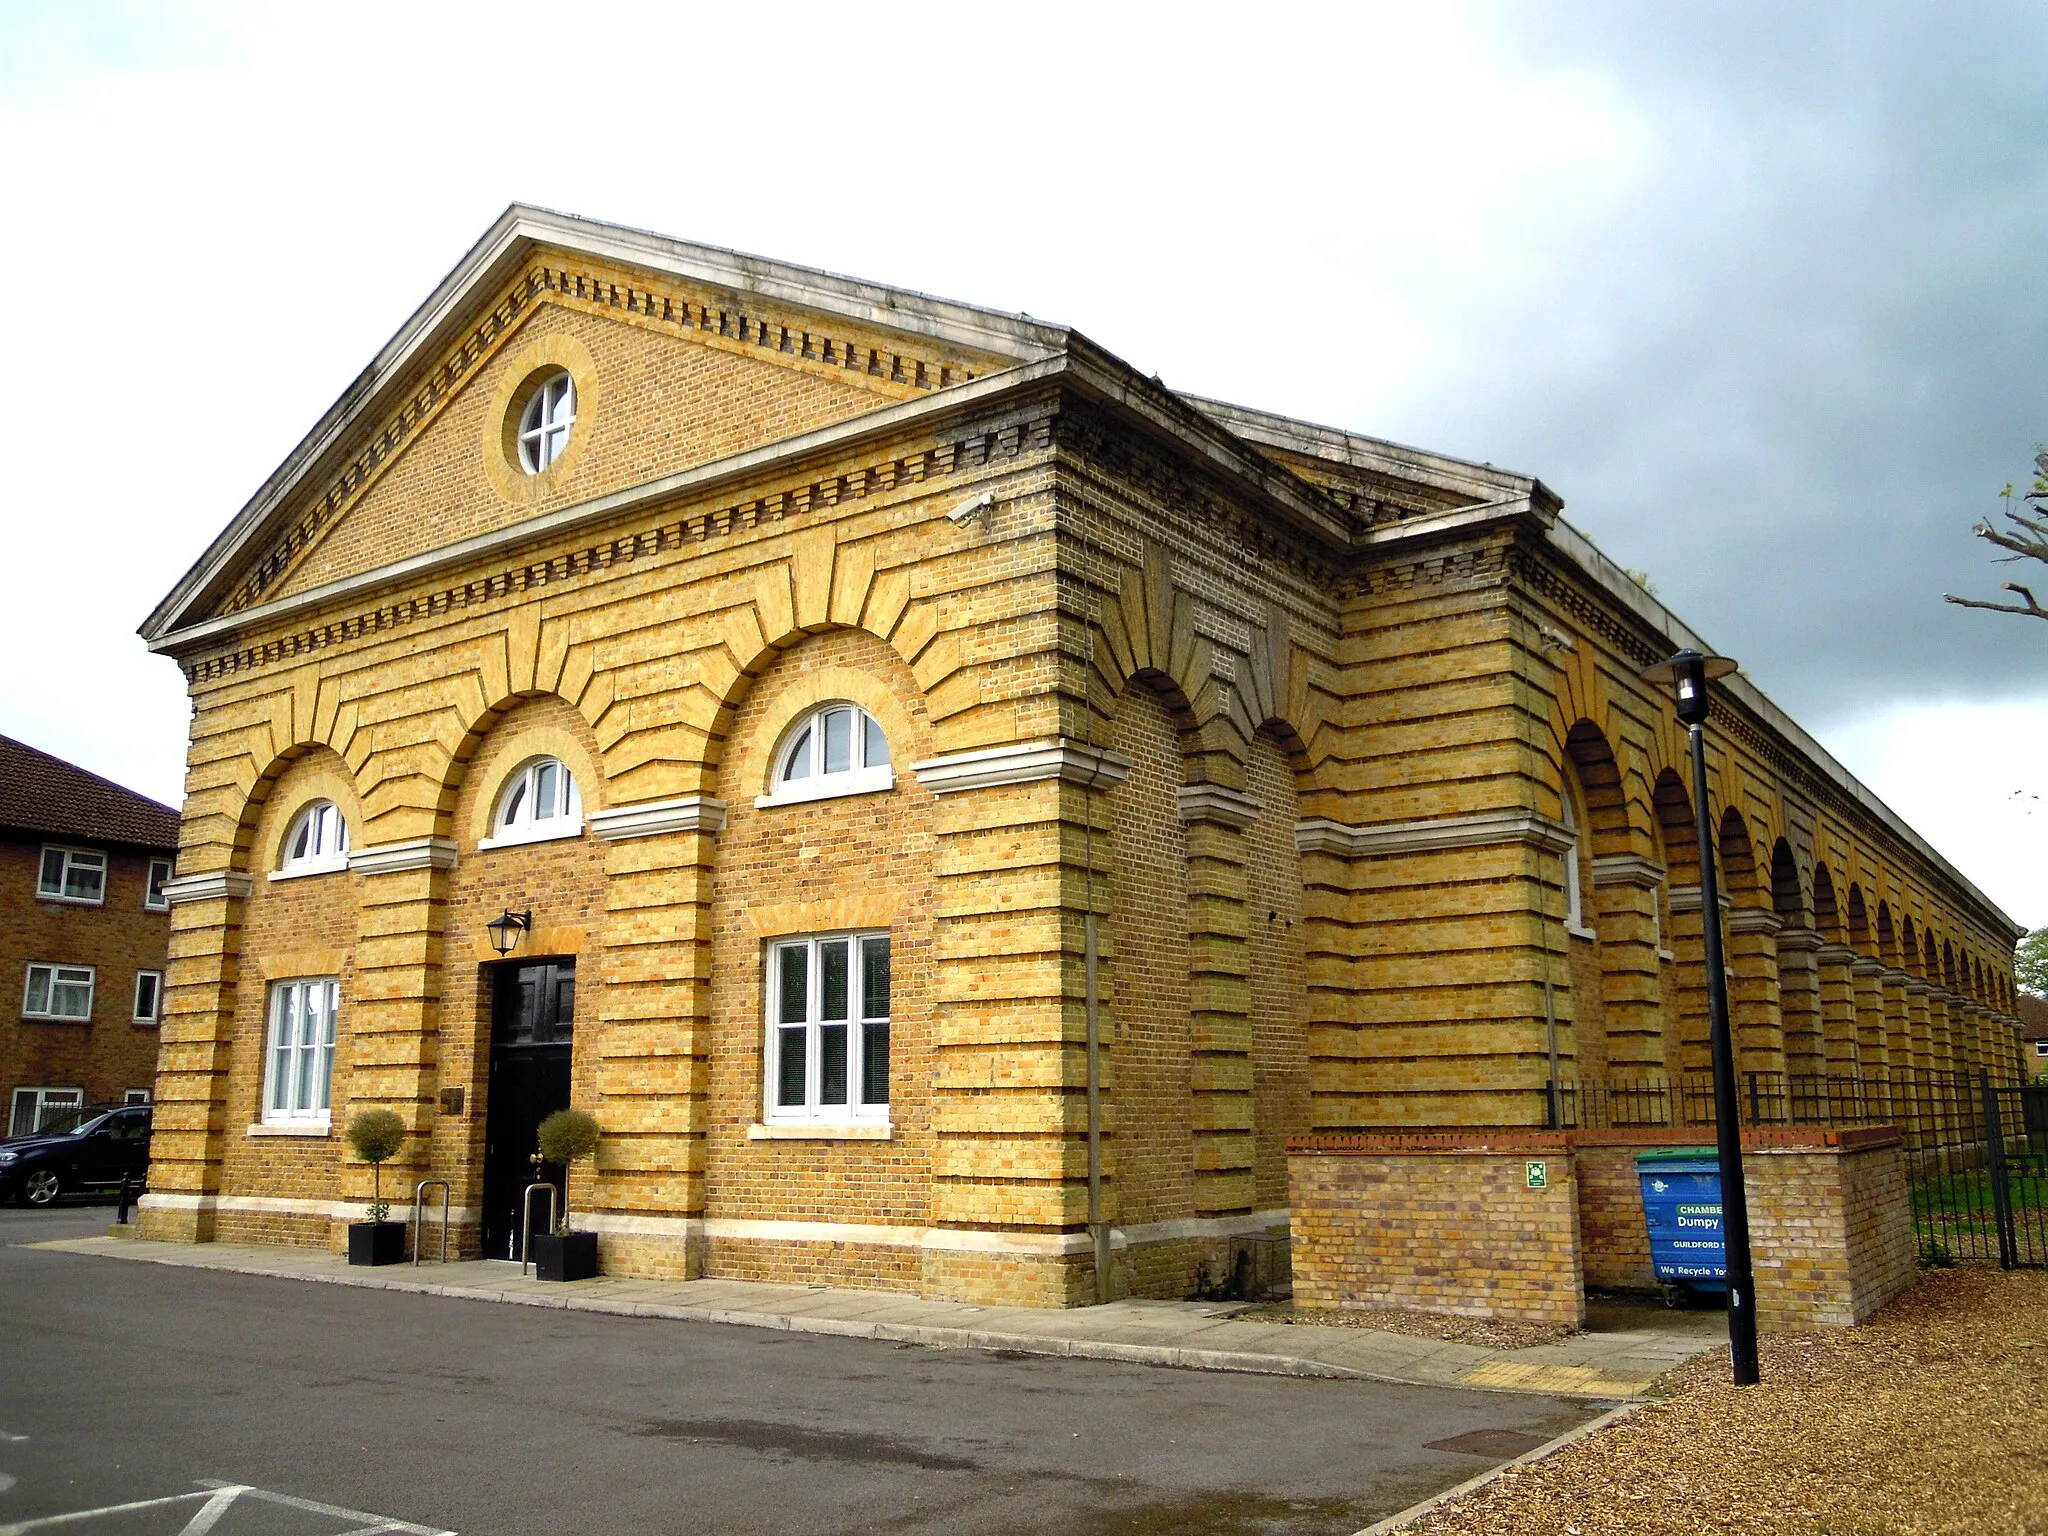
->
[1951,457,2048,621]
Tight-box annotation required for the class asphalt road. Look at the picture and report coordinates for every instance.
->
[0,1205,1596,1535]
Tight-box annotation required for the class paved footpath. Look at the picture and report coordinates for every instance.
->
[43,1231,1714,1399]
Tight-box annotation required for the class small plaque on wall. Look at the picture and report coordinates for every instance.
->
[440,1087,465,1116]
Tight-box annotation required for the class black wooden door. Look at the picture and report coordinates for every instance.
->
[481,961,575,1261]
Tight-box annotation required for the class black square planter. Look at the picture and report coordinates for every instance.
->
[533,1230,598,1282]
[348,1220,406,1266]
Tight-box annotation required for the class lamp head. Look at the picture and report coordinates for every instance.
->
[485,908,532,956]
[1641,648,1738,727]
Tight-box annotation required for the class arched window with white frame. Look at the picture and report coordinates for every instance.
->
[759,702,893,808]
[517,372,575,472]
[276,800,350,878]
[483,756,584,849]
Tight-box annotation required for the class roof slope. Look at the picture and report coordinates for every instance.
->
[0,735,180,849]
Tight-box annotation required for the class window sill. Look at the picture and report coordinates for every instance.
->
[35,893,105,908]
[130,1018,161,1028]
[20,1013,90,1026]
[749,1122,892,1141]
[477,820,585,852]
[1658,948,1677,963]
[754,771,895,811]
[269,858,349,882]
[1565,921,1598,941]
[248,1122,332,1138]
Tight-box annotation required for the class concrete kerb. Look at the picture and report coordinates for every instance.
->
[1349,1402,1642,1536]
[31,1237,1698,1397]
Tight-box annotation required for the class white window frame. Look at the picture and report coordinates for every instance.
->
[145,858,174,910]
[273,800,351,879]
[23,963,95,1021]
[37,845,107,906]
[517,371,576,472]
[1560,798,1596,941]
[756,703,895,809]
[133,970,164,1023]
[2035,1040,2047,1058]
[9,1086,84,1137]
[762,931,892,1127]
[263,977,339,1126]
[123,1088,152,1106]
[480,756,584,850]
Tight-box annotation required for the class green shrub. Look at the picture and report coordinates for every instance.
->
[344,1109,407,1223]
[537,1108,601,1166]
[537,1108,602,1235]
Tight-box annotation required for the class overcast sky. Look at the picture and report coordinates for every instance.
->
[1,1,2042,926]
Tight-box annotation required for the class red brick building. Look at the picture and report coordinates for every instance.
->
[2020,993,2048,1075]
[1,736,179,1136]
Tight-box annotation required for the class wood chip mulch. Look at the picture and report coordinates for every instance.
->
[1405,1264,2048,1536]
[1234,1301,1577,1352]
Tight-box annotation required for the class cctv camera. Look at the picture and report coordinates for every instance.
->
[948,491,995,527]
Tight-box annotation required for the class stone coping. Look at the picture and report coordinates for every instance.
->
[1289,1133,1574,1157]
[1293,1126,1904,1156]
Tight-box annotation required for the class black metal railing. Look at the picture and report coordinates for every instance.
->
[1548,1067,2048,1267]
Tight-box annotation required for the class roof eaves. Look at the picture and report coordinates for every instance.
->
[1058,342,1353,551]
[1182,394,1558,513]
[1541,517,2025,939]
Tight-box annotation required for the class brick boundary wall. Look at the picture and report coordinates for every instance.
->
[1287,1134,1585,1327]
[1290,1125,1915,1329]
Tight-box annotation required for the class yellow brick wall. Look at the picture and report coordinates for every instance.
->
[140,233,2023,1303]
[1288,1137,1585,1327]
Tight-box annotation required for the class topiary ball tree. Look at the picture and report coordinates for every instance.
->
[536,1108,601,1233]
[344,1108,406,1223]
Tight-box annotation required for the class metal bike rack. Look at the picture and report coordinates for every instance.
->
[519,1181,558,1277]
[412,1179,451,1266]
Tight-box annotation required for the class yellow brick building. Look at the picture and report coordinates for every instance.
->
[138,207,2028,1306]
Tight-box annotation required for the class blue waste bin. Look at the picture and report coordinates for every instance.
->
[1636,1147,1727,1303]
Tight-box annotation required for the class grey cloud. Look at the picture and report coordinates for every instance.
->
[1378,1,2048,724]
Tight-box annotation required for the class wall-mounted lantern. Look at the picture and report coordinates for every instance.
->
[485,908,533,957]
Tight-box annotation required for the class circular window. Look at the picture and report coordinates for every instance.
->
[516,371,576,473]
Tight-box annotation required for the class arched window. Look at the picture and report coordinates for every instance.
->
[517,371,575,472]
[484,756,584,848]
[277,800,350,877]
[760,703,893,807]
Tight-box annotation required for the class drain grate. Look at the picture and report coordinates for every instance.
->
[1423,1427,1552,1459]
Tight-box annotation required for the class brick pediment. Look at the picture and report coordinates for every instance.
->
[212,251,1014,620]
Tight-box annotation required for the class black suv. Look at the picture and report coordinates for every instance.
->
[0,1103,152,1206]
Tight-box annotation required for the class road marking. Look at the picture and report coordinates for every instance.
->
[195,1480,455,1535]
[0,1481,454,1536]
[0,1433,26,1443]
[174,1486,248,1536]
[0,1489,217,1534]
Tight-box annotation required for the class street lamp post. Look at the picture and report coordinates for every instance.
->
[1641,647,1761,1386]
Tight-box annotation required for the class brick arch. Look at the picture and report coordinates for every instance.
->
[1718,807,1761,905]
[1769,837,1808,924]
[226,742,365,876]
[1870,896,1891,963]
[1813,863,1843,942]
[1564,720,1631,858]
[435,686,610,836]
[1653,767,1700,882]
